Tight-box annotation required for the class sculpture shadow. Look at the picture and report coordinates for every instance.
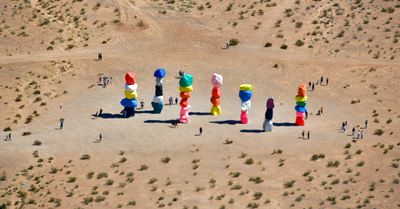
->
[189,112,212,116]
[240,129,265,133]
[98,113,125,119]
[273,122,297,127]
[210,120,241,125]
[144,119,177,124]
[135,110,155,114]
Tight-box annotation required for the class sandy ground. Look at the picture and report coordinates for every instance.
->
[0,0,399,208]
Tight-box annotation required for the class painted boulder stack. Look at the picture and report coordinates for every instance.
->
[152,68,166,113]
[295,84,307,126]
[263,97,274,132]
[120,72,138,117]
[179,74,193,123]
[210,73,223,115]
[239,84,253,124]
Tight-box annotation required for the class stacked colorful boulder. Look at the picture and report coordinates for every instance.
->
[151,68,166,113]
[120,72,138,117]
[179,74,193,123]
[239,84,253,124]
[263,97,274,132]
[210,73,223,115]
[295,84,307,126]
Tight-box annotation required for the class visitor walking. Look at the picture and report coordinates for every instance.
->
[225,41,230,49]
[307,131,310,139]
[8,133,11,141]
[305,110,308,119]
[320,76,324,84]
[364,120,368,129]
[59,118,64,130]
[99,108,103,116]
[326,78,329,86]
[98,53,103,61]
[352,127,356,137]
[301,130,305,139]
[311,83,315,91]
[99,133,102,142]
[169,96,173,105]
[360,130,364,139]
[199,127,203,136]
[175,97,178,105]
[308,81,311,88]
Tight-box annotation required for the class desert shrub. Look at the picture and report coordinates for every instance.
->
[295,40,305,47]
[80,154,91,160]
[229,39,239,46]
[374,129,384,136]
[283,180,295,188]
[264,42,272,47]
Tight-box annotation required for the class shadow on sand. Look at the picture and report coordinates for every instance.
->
[273,122,297,127]
[240,129,265,133]
[144,119,177,124]
[189,112,212,116]
[135,110,155,114]
[97,113,125,119]
[210,120,241,125]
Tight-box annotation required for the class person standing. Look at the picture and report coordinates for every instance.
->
[8,133,11,141]
[225,41,230,49]
[352,127,356,137]
[60,118,64,130]
[364,120,368,129]
[98,53,103,61]
[301,130,305,139]
[199,127,203,136]
[320,107,323,115]
[5,134,8,141]
[307,131,310,139]
[140,101,144,109]
[169,96,173,105]
[308,81,311,88]
[305,110,308,119]
[311,83,315,91]
[99,133,102,142]
[175,97,178,105]
[326,78,329,86]
[320,76,324,84]
[360,130,364,139]
[99,108,103,116]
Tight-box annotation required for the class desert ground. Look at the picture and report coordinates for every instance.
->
[0,0,400,208]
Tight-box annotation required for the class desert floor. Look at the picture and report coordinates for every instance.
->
[0,0,399,208]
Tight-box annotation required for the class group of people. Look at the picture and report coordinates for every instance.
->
[94,108,103,117]
[301,130,310,139]
[309,76,329,91]
[99,75,112,88]
[341,120,367,140]
[4,133,11,141]
[168,96,179,106]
